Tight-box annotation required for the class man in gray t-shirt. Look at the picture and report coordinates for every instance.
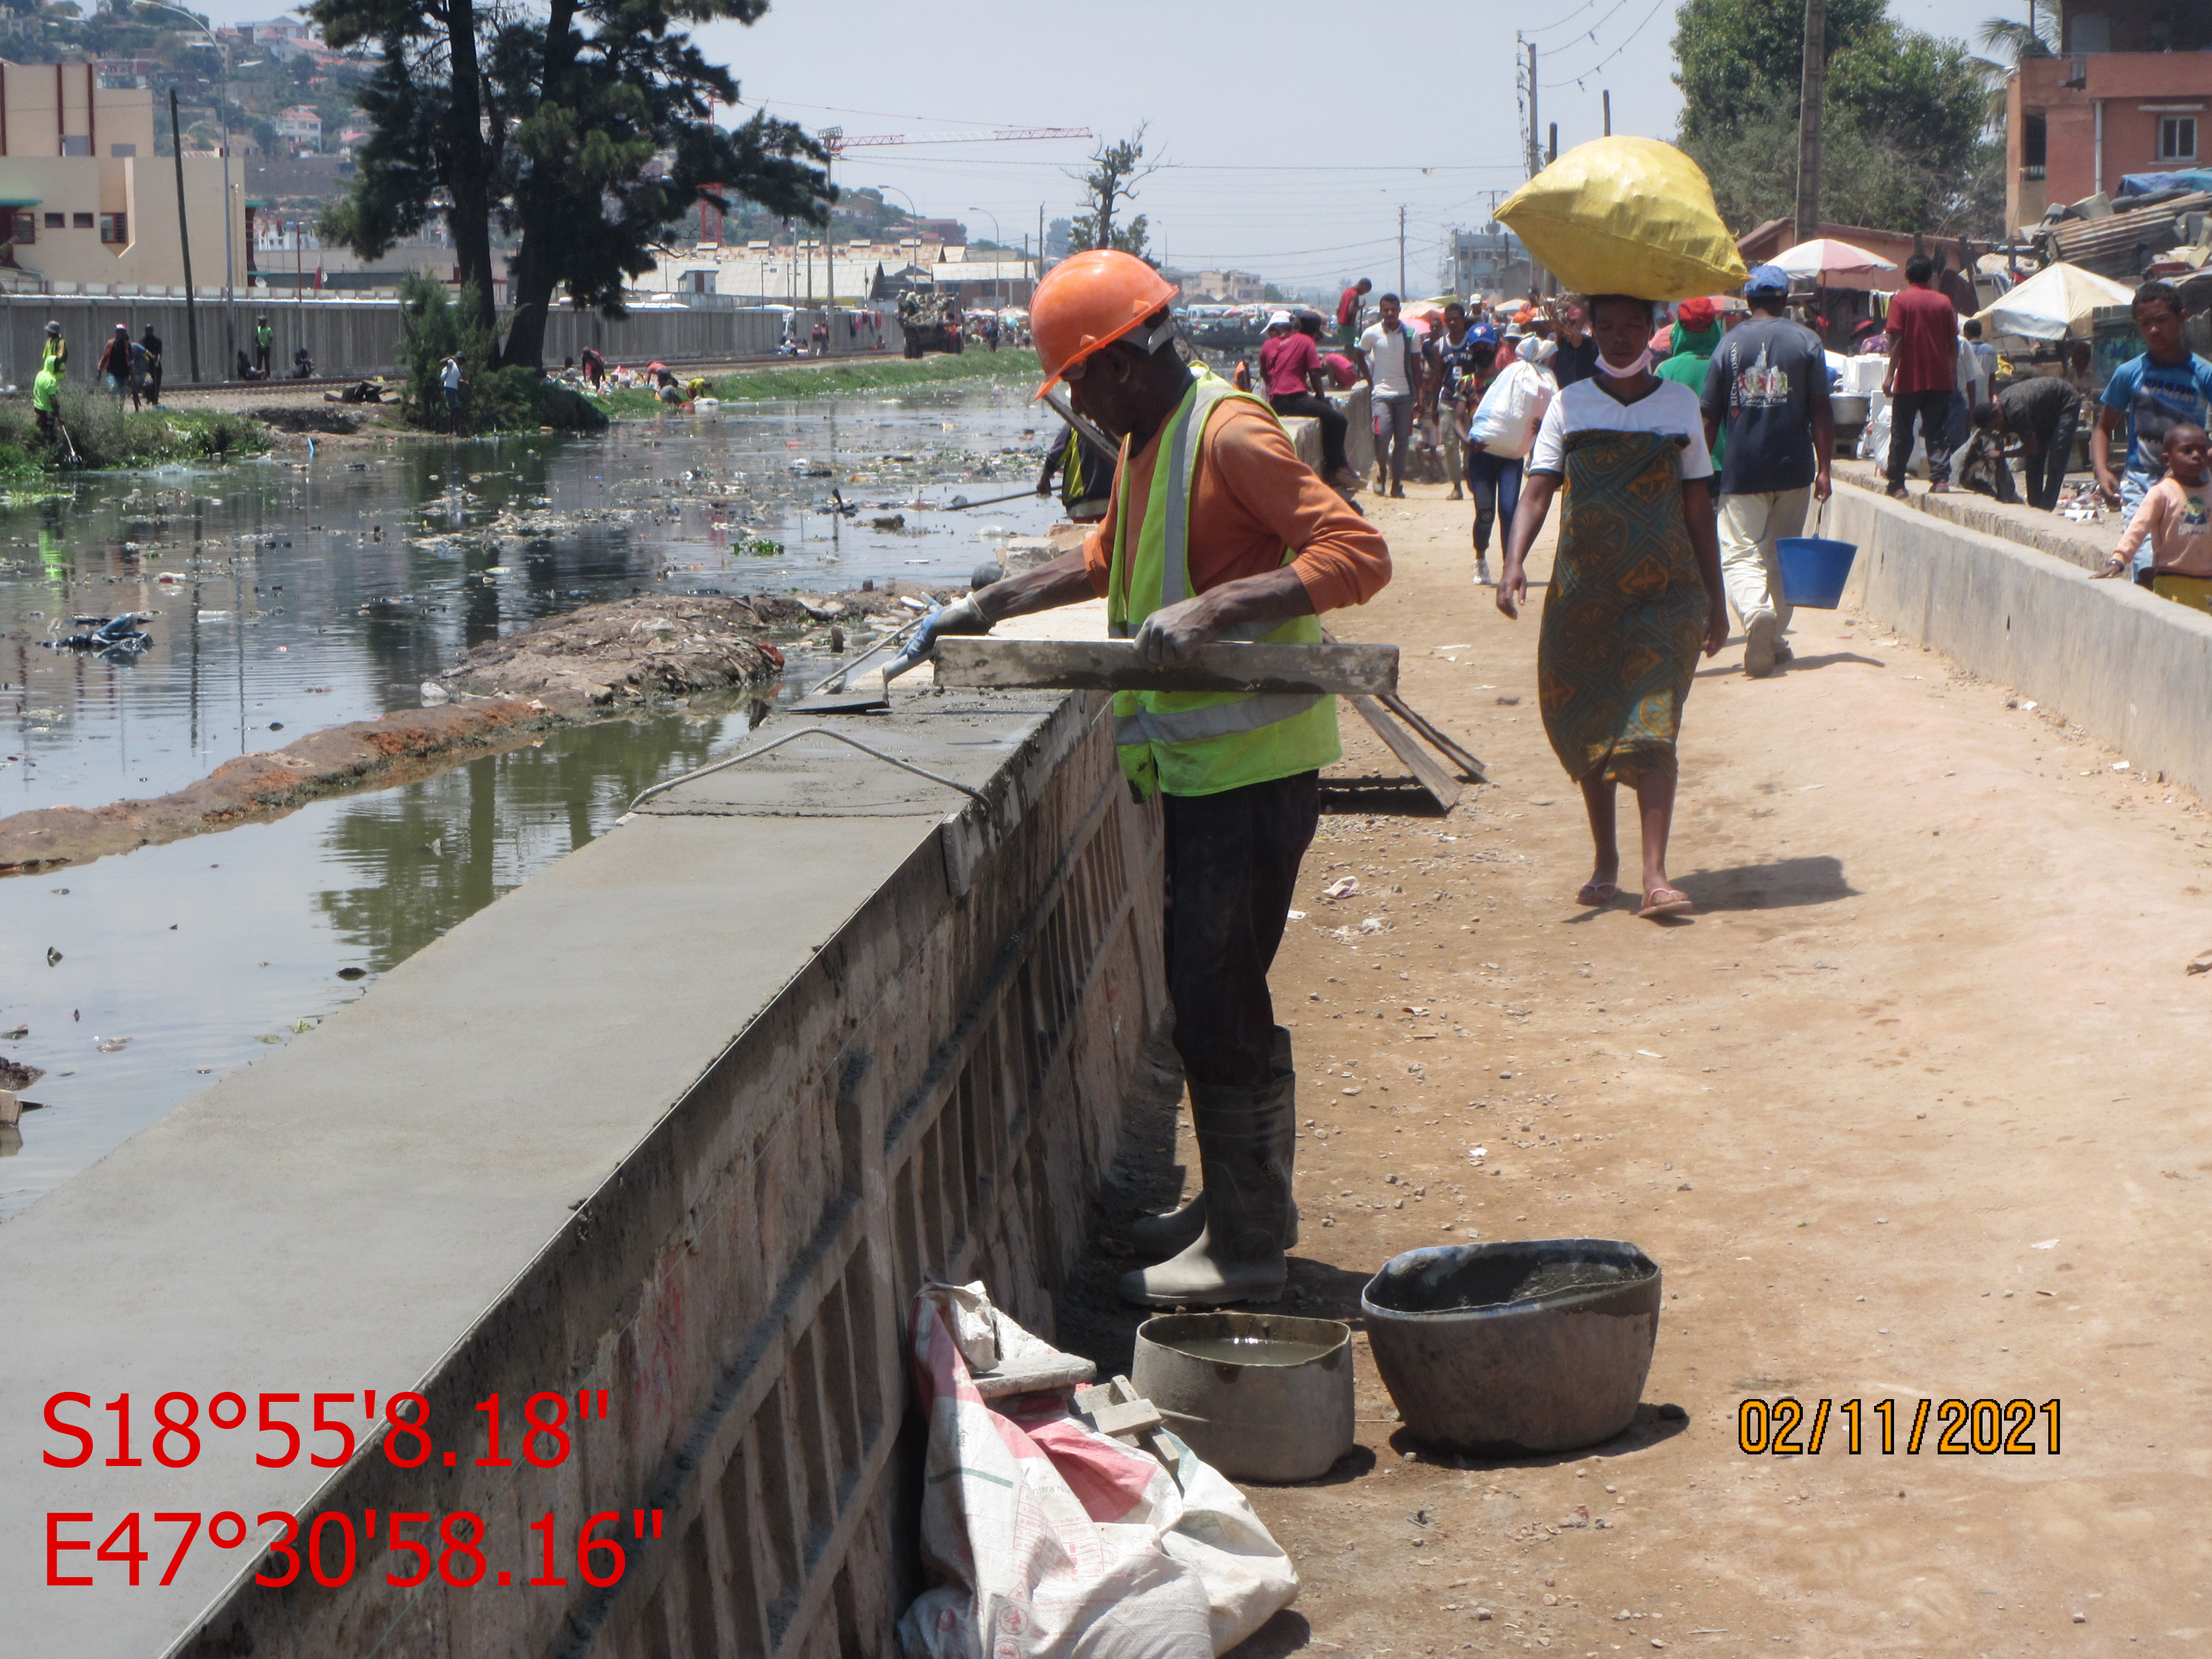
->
[1699,265,1834,678]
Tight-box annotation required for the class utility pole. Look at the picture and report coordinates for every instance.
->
[822,128,838,355]
[1527,42,1541,179]
[169,89,199,380]
[1603,90,1611,137]
[1796,0,1827,244]
[1397,204,1406,296]
[1521,36,1547,295]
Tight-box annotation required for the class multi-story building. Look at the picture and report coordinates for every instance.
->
[2006,0,2212,233]
[273,106,322,153]
[0,57,246,293]
[1190,268,1264,303]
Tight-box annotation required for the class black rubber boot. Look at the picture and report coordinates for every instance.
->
[1128,1029,1298,1258]
[1117,1071,1296,1307]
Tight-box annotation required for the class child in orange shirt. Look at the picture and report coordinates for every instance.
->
[2099,423,2212,610]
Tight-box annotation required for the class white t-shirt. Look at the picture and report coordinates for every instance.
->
[1527,377,1714,481]
[441,358,462,390]
[1359,322,1419,399]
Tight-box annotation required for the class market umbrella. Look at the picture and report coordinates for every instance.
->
[1771,238,1896,279]
[1973,261,2136,341]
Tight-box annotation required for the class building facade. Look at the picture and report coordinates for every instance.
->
[2006,1,2212,233]
[1189,268,1264,303]
[0,58,248,294]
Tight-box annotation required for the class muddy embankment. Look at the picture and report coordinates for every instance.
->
[0,585,952,878]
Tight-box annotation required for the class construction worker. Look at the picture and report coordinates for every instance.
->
[254,314,273,378]
[42,319,66,377]
[1035,418,1117,522]
[32,357,60,440]
[899,249,1391,1306]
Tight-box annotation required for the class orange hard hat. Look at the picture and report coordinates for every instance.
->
[1030,249,1180,398]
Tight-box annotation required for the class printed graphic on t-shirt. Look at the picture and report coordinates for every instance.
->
[2184,492,2210,530]
[2114,356,2212,477]
[1729,346,1792,408]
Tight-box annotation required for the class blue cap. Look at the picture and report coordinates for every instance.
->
[1468,322,1498,345]
[1744,263,1791,295]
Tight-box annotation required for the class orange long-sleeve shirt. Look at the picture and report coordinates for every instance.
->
[1081,399,1392,615]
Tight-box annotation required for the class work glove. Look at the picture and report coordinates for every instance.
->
[1132,597,1219,672]
[883,592,992,684]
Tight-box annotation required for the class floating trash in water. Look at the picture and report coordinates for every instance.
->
[337,967,367,981]
[96,1036,130,1053]
[737,536,784,557]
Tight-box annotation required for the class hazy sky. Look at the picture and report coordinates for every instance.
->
[195,0,2031,294]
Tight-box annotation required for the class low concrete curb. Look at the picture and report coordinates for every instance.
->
[1828,477,2212,795]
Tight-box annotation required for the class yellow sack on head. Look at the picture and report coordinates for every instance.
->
[1498,137,1747,302]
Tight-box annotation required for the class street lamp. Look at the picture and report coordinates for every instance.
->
[968,206,1003,312]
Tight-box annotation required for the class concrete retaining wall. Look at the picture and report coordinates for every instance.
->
[0,296,902,384]
[0,688,1166,1658]
[1828,479,2212,794]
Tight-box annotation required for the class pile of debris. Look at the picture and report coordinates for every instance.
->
[2040,186,2212,280]
[436,594,790,714]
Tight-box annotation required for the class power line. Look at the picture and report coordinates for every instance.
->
[1521,0,1605,35]
[1542,0,1670,86]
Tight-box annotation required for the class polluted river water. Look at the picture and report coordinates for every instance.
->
[0,379,1063,1217]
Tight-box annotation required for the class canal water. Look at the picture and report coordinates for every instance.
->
[0,380,1063,1216]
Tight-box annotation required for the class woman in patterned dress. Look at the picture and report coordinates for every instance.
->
[1494,294,1729,919]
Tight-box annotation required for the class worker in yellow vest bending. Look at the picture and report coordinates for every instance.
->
[903,250,1392,1305]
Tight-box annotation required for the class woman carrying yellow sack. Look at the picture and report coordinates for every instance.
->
[1494,293,1728,919]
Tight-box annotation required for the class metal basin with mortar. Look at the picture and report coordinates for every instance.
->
[1131,1311,1355,1483]
[1361,1239,1661,1455]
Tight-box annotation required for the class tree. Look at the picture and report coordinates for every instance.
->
[1067,126,1159,265]
[1672,0,1887,142]
[1262,283,1286,302]
[311,0,833,368]
[1672,0,2000,236]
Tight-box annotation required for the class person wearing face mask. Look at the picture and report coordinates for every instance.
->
[896,251,1391,1307]
[1495,293,1729,921]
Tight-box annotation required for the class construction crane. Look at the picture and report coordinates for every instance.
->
[822,126,1093,153]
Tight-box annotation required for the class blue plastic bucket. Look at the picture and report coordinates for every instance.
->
[1776,535,1858,609]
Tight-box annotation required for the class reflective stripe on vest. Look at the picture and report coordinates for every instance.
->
[1104,367,1339,797]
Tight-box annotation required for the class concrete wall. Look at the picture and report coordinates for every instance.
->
[0,687,1167,1658]
[1828,478,2212,794]
[0,295,901,384]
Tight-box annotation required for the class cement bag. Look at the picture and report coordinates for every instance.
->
[1498,137,1747,302]
[896,1282,1297,1659]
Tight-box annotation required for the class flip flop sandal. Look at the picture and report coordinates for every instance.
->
[1639,887,1694,919]
[1575,881,1621,907]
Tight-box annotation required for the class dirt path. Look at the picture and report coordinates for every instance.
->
[1120,478,2212,1655]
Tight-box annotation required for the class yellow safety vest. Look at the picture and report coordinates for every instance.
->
[1106,367,1340,800]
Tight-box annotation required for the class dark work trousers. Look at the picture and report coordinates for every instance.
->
[2022,400,2079,512]
[1466,449,1524,552]
[1886,387,1955,488]
[1162,771,1321,1089]
[1271,391,1350,474]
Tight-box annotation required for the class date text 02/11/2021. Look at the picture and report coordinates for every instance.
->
[46,1506,666,1590]
[41,1388,612,1471]
[1738,1397,2062,1455]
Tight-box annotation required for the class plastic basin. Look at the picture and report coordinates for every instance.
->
[1131,1312,1355,1483]
[1776,535,1858,609]
[1361,1239,1661,1455]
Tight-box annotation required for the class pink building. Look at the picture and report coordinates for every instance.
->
[2006,0,2212,233]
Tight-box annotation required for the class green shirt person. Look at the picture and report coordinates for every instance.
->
[41,321,65,376]
[32,361,61,436]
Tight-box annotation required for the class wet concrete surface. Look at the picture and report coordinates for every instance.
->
[0,380,1062,1215]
